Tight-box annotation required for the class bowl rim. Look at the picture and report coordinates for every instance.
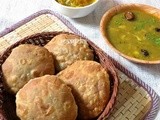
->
[53,0,99,9]
[100,3,160,64]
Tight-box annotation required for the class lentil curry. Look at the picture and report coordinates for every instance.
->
[106,10,160,61]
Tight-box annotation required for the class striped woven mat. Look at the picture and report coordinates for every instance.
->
[0,10,159,120]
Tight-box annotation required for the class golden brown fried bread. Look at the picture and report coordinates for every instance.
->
[57,60,110,119]
[45,33,94,72]
[16,75,78,120]
[2,44,55,94]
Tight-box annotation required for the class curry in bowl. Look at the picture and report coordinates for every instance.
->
[100,4,160,64]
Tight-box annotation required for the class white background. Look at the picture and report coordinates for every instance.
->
[0,0,159,119]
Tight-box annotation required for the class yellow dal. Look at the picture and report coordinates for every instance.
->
[56,0,95,7]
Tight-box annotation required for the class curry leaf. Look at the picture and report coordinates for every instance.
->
[155,38,160,45]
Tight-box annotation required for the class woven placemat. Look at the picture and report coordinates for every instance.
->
[0,10,159,120]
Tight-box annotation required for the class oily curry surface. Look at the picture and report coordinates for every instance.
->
[56,0,95,7]
[107,10,160,61]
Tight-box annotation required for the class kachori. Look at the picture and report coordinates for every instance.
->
[45,33,94,72]
[16,75,78,120]
[2,44,55,94]
[57,60,110,120]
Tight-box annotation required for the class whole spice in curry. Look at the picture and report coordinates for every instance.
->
[141,49,149,57]
[155,27,160,32]
[124,11,135,21]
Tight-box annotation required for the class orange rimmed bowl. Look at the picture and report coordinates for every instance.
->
[100,4,160,64]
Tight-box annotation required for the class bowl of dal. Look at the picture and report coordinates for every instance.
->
[100,4,160,64]
[53,0,99,18]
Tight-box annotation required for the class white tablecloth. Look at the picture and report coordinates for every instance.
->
[0,0,159,119]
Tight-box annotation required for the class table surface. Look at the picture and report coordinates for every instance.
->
[0,0,159,119]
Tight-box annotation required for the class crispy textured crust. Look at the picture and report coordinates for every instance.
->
[2,44,55,94]
[57,60,110,119]
[16,75,78,120]
[45,33,94,72]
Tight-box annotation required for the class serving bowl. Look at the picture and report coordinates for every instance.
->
[0,32,118,119]
[100,4,160,64]
[53,0,99,18]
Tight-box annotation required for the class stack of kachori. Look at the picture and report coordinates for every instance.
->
[2,33,111,120]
